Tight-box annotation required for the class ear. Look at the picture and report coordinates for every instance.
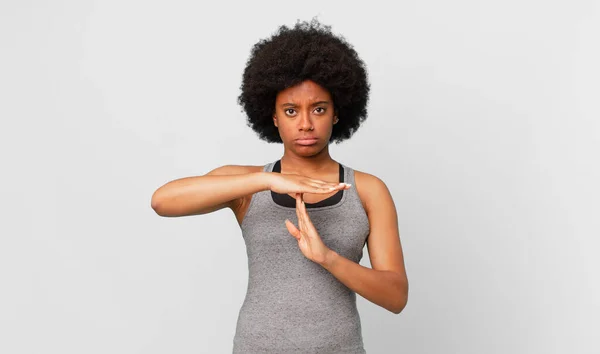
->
[273,114,278,127]
[333,106,339,124]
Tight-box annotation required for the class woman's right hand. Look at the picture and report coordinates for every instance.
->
[266,172,351,195]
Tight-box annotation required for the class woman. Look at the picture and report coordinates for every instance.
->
[151,19,408,353]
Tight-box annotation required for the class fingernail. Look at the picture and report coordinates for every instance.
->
[345,183,352,187]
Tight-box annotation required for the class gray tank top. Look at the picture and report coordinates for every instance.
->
[233,160,370,353]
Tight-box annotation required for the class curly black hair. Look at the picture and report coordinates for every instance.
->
[238,18,370,144]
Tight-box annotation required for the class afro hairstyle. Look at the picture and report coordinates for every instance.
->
[237,18,370,144]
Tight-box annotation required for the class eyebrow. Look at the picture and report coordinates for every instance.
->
[281,100,331,108]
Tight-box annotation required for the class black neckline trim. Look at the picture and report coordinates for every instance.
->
[270,160,344,208]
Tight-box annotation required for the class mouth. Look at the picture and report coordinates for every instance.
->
[295,137,319,146]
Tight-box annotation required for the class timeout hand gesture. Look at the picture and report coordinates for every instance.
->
[268,172,349,195]
[284,192,341,265]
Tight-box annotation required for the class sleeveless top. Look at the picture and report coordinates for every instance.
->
[232,160,371,353]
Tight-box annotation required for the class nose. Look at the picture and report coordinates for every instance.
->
[298,111,313,131]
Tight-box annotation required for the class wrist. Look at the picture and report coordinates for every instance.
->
[319,249,339,269]
[256,172,273,191]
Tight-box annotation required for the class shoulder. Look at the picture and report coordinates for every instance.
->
[353,168,387,186]
[352,168,393,214]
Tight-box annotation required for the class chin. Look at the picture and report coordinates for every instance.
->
[293,145,325,156]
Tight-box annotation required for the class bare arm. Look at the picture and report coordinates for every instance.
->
[150,165,268,217]
[321,172,408,314]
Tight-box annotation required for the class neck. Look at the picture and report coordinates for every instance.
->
[280,144,336,175]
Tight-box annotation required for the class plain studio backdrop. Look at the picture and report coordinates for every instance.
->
[1,0,598,353]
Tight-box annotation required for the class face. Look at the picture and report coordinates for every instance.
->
[273,80,338,155]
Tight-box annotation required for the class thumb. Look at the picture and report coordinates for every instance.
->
[285,219,301,240]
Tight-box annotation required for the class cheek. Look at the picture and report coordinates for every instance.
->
[319,120,335,130]
[275,121,292,136]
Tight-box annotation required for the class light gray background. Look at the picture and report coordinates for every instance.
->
[1,0,599,353]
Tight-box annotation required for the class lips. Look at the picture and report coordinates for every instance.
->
[295,136,318,146]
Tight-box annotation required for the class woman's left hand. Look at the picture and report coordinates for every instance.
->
[285,193,332,265]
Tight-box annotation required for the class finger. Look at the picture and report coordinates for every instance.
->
[295,193,303,215]
[307,178,328,185]
[307,178,345,188]
[312,184,345,194]
[299,199,316,234]
[306,181,327,188]
[311,187,336,194]
[300,197,313,233]
[295,193,306,229]
[285,219,301,240]
[297,193,319,234]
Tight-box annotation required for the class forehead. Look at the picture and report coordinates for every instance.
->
[276,80,332,103]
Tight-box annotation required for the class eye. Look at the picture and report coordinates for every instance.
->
[284,108,296,116]
[314,107,326,114]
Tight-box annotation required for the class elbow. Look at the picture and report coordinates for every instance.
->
[151,201,162,216]
[390,279,409,315]
[389,294,408,315]
[390,298,407,314]
[151,197,159,213]
[151,191,166,216]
